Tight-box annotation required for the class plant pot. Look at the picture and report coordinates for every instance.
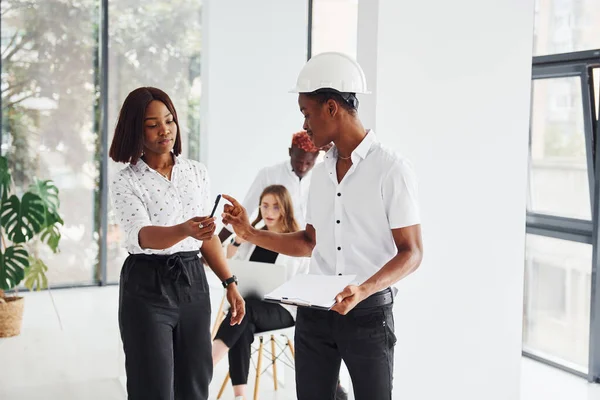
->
[0,296,24,338]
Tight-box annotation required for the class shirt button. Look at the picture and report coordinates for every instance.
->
[337,247,341,251]
[338,273,342,276]
[337,193,341,197]
[336,220,340,224]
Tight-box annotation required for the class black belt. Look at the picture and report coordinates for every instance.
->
[355,287,395,309]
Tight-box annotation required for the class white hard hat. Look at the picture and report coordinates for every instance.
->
[290,52,370,94]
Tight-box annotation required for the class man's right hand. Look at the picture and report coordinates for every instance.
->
[221,194,252,240]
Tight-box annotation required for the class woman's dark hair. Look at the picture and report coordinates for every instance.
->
[109,87,182,164]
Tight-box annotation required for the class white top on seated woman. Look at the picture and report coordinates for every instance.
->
[212,185,308,400]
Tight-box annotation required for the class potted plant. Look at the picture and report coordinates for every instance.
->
[0,155,63,337]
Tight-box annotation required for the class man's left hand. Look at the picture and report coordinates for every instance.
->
[226,285,246,325]
[331,285,367,315]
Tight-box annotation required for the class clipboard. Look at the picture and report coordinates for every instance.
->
[263,297,333,311]
[263,274,357,310]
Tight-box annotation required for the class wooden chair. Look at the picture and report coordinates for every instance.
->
[212,292,296,400]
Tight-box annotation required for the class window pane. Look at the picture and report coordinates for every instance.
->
[311,0,358,59]
[523,235,591,372]
[528,77,591,220]
[1,0,98,286]
[533,0,600,56]
[106,0,203,282]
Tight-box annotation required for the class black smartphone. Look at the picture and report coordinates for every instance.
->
[209,194,222,218]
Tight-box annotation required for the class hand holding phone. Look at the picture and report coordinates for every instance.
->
[183,195,222,241]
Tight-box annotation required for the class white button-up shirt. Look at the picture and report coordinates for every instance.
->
[110,156,212,255]
[306,131,420,284]
[241,160,312,228]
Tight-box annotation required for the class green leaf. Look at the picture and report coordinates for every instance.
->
[1,193,46,243]
[24,257,49,291]
[0,246,30,291]
[0,156,11,203]
[28,179,60,216]
[40,222,61,253]
[46,211,64,226]
[39,211,63,253]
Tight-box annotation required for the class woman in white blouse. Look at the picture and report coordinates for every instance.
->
[109,87,245,400]
[212,185,308,400]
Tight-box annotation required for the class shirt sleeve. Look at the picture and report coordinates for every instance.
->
[110,172,151,253]
[383,159,421,229]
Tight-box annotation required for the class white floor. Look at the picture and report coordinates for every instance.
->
[1,284,600,400]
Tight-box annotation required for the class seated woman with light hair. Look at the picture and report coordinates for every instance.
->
[212,184,308,400]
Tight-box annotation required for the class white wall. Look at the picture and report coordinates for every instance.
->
[200,0,308,204]
[357,0,534,399]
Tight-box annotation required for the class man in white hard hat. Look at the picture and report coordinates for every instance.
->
[222,52,423,400]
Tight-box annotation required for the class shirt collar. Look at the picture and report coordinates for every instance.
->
[134,152,178,172]
[324,130,378,166]
[352,130,377,160]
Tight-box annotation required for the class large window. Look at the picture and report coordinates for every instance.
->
[526,0,600,381]
[1,0,203,287]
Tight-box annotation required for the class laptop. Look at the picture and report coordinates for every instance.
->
[227,259,289,299]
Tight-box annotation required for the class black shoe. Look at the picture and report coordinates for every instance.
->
[335,384,348,400]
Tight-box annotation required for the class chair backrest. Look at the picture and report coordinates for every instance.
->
[228,259,288,299]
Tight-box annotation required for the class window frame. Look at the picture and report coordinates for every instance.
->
[524,49,600,382]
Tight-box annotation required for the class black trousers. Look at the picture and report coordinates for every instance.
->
[119,251,212,400]
[295,303,396,400]
[214,297,294,385]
